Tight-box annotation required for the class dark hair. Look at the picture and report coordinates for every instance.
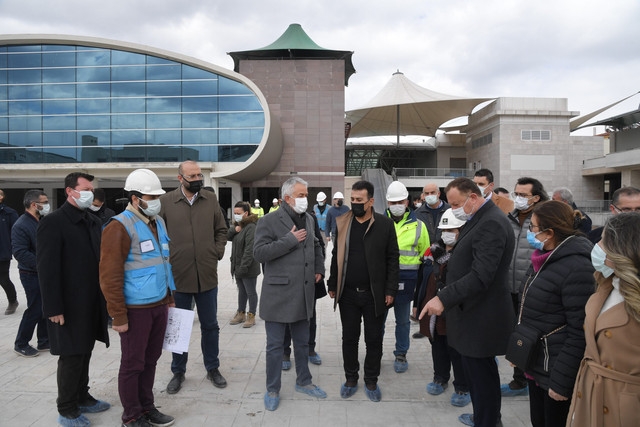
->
[494,187,509,195]
[532,200,582,243]
[612,186,640,205]
[352,180,374,198]
[64,172,94,189]
[444,177,482,197]
[516,177,548,201]
[23,189,46,208]
[93,188,106,203]
[234,201,251,213]
[474,168,494,183]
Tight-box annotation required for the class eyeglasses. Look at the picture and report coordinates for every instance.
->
[512,192,534,199]
[528,223,546,232]
[181,173,204,180]
[611,204,640,213]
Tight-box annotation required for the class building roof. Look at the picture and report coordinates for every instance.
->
[228,23,355,86]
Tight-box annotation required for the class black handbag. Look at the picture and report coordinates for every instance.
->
[505,322,541,371]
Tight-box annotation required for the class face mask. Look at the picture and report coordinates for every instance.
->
[88,204,101,212]
[526,230,547,251]
[451,197,471,222]
[414,202,422,209]
[514,196,531,211]
[441,231,457,246]
[255,202,260,207]
[140,199,161,217]
[293,197,308,214]
[337,199,344,207]
[477,185,487,197]
[425,195,439,206]
[72,190,94,209]
[318,201,324,206]
[351,202,367,218]
[233,214,244,223]
[38,203,51,216]
[184,179,203,194]
[388,204,406,217]
[591,244,614,278]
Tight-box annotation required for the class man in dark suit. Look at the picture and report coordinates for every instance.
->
[421,177,515,427]
[37,172,111,427]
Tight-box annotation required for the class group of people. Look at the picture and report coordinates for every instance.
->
[3,166,640,426]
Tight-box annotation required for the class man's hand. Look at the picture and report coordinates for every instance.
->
[419,296,444,319]
[385,295,394,306]
[112,323,129,333]
[315,273,322,283]
[548,388,568,401]
[328,291,336,299]
[49,314,65,325]
[291,225,307,242]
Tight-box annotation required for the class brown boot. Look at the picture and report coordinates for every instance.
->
[243,312,256,328]
[230,310,245,325]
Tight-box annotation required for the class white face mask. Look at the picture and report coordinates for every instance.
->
[414,202,422,209]
[293,197,308,214]
[477,185,487,197]
[441,231,457,246]
[388,204,406,217]
[514,196,531,211]
[451,197,471,222]
[140,199,161,217]
[425,195,439,206]
[233,213,244,223]
[38,203,51,216]
[72,190,94,209]
[88,204,101,212]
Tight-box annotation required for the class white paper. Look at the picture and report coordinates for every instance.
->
[163,307,195,354]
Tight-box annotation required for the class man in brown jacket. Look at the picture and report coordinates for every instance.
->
[159,161,228,394]
[473,169,514,215]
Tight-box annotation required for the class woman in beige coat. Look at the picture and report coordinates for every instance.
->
[567,212,640,426]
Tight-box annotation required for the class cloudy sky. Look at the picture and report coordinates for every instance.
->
[2,0,639,136]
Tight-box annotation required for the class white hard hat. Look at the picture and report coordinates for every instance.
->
[316,191,327,202]
[438,208,466,229]
[272,198,278,203]
[124,169,165,195]
[254,199,260,204]
[386,181,409,202]
[333,192,344,199]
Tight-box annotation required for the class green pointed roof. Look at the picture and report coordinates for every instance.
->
[228,23,355,86]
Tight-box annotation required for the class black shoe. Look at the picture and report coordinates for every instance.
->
[5,301,19,315]
[144,408,175,427]
[207,368,227,388]
[166,373,184,394]
[412,332,425,339]
[14,345,39,357]
[122,416,152,427]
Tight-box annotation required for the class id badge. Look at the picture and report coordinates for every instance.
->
[140,239,154,253]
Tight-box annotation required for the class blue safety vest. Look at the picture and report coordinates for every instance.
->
[313,204,328,232]
[113,210,176,305]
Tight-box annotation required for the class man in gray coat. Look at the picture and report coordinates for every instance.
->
[253,177,326,411]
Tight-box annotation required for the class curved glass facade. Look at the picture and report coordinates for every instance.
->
[0,44,265,164]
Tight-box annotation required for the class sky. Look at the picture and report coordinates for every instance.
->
[2,0,639,137]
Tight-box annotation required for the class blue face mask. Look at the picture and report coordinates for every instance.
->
[591,244,615,278]
[526,230,546,251]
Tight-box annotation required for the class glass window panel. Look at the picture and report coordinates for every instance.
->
[147,56,173,65]
[9,101,41,115]
[182,96,217,112]
[78,132,111,147]
[78,145,111,162]
[43,100,75,115]
[182,129,218,146]
[42,45,76,52]
[0,50,7,67]
[219,129,257,144]
[112,114,145,129]
[8,69,41,84]
[7,45,40,53]
[43,84,75,99]
[77,98,110,114]
[77,67,110,82]
[111,51,145,65]
[146,64,181,80]
[8,51,41,68]
[219,76,253,95]
[8,131,41,147]
[180,145,212,161]
[111,145,147,162]
[147,113,180,129]
[77,115,110,130]
[8,84,42,100]
[111,66,145,81]
[147,97,180,112]
[147,81,180,96]
[0,101,6,114]
[41,146,79,163]
[147,129,181,146]
[77,49,110,66]
[0,117,7,131]
[77,82,110,98]
[42,52,76,67]
[112,130,145,146]
[43,132,76,147]
[0,83,6,100]
[219,96,262,112]
[219,111,264,128]
[9,116,41,131]
[112,98,145,113]
[182,65,215,80]
[182,113,217,129]
[43,68,76,83]
[43,115,76,130]
[183,80,217,96]
[146,145,184,162]
[0,147,44,164]
[218,145,257,162]
[111,81,145,97]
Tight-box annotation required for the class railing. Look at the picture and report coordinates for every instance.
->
[392,167,474,179]
[576,200,612,213]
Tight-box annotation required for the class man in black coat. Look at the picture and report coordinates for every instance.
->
[421,178,515,427]
[37,172,110,427]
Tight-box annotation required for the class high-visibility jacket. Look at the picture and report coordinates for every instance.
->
[387,208,430,271]
[251,206,264,218]
[113,210,176,305]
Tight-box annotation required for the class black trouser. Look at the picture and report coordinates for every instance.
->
[0,260,17,303]
[461,355,501,427]
[284,305,317,356]
[510,292,527,387]
[527,379,571,427]
[430,330,468,393]
[57,352,93,417]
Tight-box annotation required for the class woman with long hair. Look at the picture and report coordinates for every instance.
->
[567,212,640,426]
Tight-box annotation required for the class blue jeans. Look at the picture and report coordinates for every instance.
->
[265,319,312,393]
[15,270,48,349]
[382,299,411,356]
[171,287,220,373]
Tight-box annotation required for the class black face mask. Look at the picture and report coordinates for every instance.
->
[351,202,367,217]
[184,179,203,193]
[337,199,343,207]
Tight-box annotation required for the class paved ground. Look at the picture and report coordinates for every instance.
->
[0,244,530,426]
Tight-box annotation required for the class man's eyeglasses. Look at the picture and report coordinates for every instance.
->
[611,204,640,213]
[512,192,534,199]
[181,173,204,180]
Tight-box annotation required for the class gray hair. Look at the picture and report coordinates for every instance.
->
[281,177,308,198]
[553,187,574,204]
[23,189,46,208]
